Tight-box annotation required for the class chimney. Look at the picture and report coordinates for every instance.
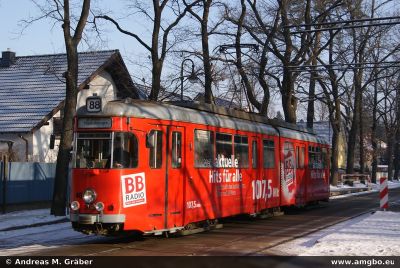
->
[1,49,16,67]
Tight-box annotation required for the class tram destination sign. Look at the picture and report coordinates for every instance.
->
[78,118,112,129]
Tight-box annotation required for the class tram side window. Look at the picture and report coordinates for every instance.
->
[309,146,322,169]
[252,140,258,169]
[263,139,275,168]
[234,135,249,168]
[322,147,329,168]
[111,132,138,169]
[297,146,305,169]
[216,133,233,164]
[172,132,182,168]
[309,146,315,168]
[148,130,163,169]
[194,130,214,168]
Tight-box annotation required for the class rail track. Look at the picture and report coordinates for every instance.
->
[5,188,400,256]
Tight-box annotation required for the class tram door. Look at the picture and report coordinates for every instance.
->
[145,125,168,231]
[166,126,185,229]
[295,143,307,205]
[144,124,185,231]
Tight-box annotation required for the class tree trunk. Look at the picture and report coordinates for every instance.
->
[149,1,162,101]
[51,61,77,215]
[329,91,342,186]
[201,0,213,104]
[371,77,378,183]
[346,71,362,174]
[330,127,340,185]
[394,129,400,180]
[394,89,400,180]
[51,0,90,216]
[51,46,79,216]
[387,136,395,180]
[150,61,162,101]
[307,66,316,129]
[234,0,262,113]
[359,99,365,173]
[281,68,297,123]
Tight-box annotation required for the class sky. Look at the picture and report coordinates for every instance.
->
[0,0,287,115]
[5,1,398,119]
[0,0,151,82]
[0,0,219,104]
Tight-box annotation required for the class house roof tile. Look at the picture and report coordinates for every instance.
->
[0,50,120,133]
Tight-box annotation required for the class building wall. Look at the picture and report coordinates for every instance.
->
[77,71,117,110]
[0,71,117,163]
[32,112,60,163]
[0,133,33,162]
[338,132,347,169]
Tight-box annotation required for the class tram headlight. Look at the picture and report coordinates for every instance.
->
[70,201,80,211]
[83,188,97,204]
[94,202,105,212]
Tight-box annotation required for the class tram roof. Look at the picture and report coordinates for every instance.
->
[78,99,329,145]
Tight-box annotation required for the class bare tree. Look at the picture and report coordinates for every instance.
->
[343,0,375,174]
[95,0,200,101]
[339,0,400,174]
[183,0,215,103]
[223,0,343,122]
[393,87,400,180]
[315,29,347,185]
[51,0,91,216]
[378,74,399,179]
[227,0,271,115]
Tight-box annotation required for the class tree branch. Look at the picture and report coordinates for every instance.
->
[94,15,152,52]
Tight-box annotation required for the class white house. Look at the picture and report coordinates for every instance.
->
[0,49,142,163]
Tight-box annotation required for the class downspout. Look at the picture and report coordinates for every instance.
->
[18,135,29,162]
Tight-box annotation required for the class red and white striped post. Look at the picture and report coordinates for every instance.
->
[379,177,389,210]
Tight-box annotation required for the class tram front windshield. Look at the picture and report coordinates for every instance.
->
[74,132,138,169]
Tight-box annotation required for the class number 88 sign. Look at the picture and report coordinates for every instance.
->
[86,96,102,112]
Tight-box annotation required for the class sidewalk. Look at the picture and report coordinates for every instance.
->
[330,179,400,199]
[0,208,68,232]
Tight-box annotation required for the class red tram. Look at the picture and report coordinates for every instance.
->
[70,98,330,235]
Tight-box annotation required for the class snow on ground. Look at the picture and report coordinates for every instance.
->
[271,211,400,256]
[0,245,59,256]
[0,209,65,230]
[0,180,399,256]
[270,180,400,256]
[330,179,400,199]
[0,222,104,256]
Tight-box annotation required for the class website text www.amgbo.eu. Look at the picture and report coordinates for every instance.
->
[331,258,395,267]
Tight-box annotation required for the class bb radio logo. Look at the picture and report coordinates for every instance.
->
[121,172,147,208]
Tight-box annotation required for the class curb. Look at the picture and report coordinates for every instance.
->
[0,217,69,232]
